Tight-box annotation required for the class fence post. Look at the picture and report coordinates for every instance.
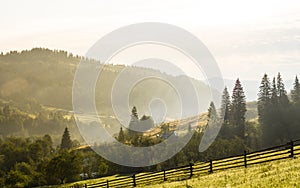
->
[290,140,294,158]
[189,163,193,178]
[209,160,213,174]
[106,180,109,188]
[244,150,247,168]
[132,174,136,187]
[84,183,87,188]
[163,170,167,181]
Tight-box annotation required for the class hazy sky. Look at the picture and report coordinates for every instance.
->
[1,0,300,81]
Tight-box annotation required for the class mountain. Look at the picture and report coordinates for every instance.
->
[0,48,216,130]
[0,48,260,142]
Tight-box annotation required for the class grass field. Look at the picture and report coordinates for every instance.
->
[57,155,300,188]
[142,157,300,188]
[48,142,300,188]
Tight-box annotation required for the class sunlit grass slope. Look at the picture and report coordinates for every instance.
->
[143,157,300,188]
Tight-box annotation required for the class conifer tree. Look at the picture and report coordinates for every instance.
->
[270,77,278,105]
[117,127,125,143]
[257,74,271,124]
[260,76,276,147]
[277,73,289,107]
[290,76,300,139]
[262,77,279,146]
[220,87,230,123]
[219,87,232,138]
[60,127,72,150]
[128,106,139,137]
[291,76,300,105]
[262,74,291,146]
[230,79,246,140]
[207,101,217,124]
[131,106,138,119]
[275,73,290,143]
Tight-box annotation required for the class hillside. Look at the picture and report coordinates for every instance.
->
[0,48,259,141]
[0,48,212,117]
[0,48,223,140]
[143,157,300,188]
[0,48,221,139]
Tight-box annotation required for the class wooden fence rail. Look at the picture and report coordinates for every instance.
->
[81,139,300,188]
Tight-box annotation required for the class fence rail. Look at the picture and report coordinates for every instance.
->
[81,139,300,188]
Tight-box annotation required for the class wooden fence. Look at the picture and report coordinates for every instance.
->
[80,139,300,188]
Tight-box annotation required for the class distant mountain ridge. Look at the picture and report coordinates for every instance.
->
[0,48,260,142]
[0,48,213,120]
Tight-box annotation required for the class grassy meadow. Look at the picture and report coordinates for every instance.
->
[142,157,300,188]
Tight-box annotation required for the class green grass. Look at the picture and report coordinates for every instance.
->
[39,174,127,188]
[49,145,300,188]
[142,157,300,188]
[60,155,300,188]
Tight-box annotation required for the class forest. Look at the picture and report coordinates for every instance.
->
[0,65,300,187]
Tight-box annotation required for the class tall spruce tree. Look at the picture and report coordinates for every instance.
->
[290,76,300,139]
[257,74,271,124]
[291,76,300,105]
[270,77,278,105]
[60,127,72,150]
[220,87,230,123]
[276,73,289,107]
[262,74,291,146]
[262,77,279,147]
[219,87,232,139]
[259,75,275,147]
[207,101,217,125]
[230,79,246,140]
[276,73,290,143]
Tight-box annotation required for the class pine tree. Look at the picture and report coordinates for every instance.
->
[270,77,278,105]
[131,106,138,119]
[117,127,125,143]
[230,79,246,140]
[277,73,289,107]
[60,127,72,150]
[219,87,232,139]
[276,73,290,143]
[207,101,217,123]
[291,76,300,105]
[262,74,291,146]
[263,77,279,146]
[257,74,271,124]
[128,106,139,137]
[220,87,230,123]
[260,76,276,147]
[290,76,300,139]
[206,101,218,128]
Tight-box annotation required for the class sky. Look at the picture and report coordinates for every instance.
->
[1,0,300,83]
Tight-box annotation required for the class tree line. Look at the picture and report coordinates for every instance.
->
[209,73,300,149]
[0,128,110,187]
[0,105,82,144]
[257,73,300,147]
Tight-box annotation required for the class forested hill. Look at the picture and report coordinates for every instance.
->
[0,48,211,117]
[0,48,78,111]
